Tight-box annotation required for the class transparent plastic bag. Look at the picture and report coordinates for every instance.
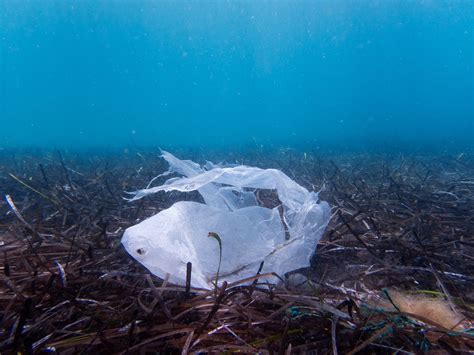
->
[122,151,331,289]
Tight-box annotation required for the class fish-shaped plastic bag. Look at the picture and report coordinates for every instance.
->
[122,151,331,289]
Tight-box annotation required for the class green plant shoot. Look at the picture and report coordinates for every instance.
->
[208,232,222,292]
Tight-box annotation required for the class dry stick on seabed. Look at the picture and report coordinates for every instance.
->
[57,150,74,191]
[38,163,50,188]
[337,210,383,262]
[5,194,34,232]
[194,281,228,342]
[4,195,54,275]
[248,261,265,297]
[331,314,339,355]
[411,228,458,312]
[144,274,172,319]
[7,173,60,206]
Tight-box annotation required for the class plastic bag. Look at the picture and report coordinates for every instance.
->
[122,151,331,289]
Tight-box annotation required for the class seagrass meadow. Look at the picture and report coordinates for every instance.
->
[0,148,473,353]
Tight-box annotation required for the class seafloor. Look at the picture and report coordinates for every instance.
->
[0,148,473,353]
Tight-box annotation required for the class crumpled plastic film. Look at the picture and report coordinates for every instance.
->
[122,151,331,289]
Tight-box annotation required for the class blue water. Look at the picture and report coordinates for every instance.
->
[1,1,472,150]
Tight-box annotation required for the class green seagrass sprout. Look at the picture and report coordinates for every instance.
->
[208,232,222,293]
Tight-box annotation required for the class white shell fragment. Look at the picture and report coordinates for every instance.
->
[122,151,331,289]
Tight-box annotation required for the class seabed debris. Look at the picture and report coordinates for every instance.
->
[0,148,473,353]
